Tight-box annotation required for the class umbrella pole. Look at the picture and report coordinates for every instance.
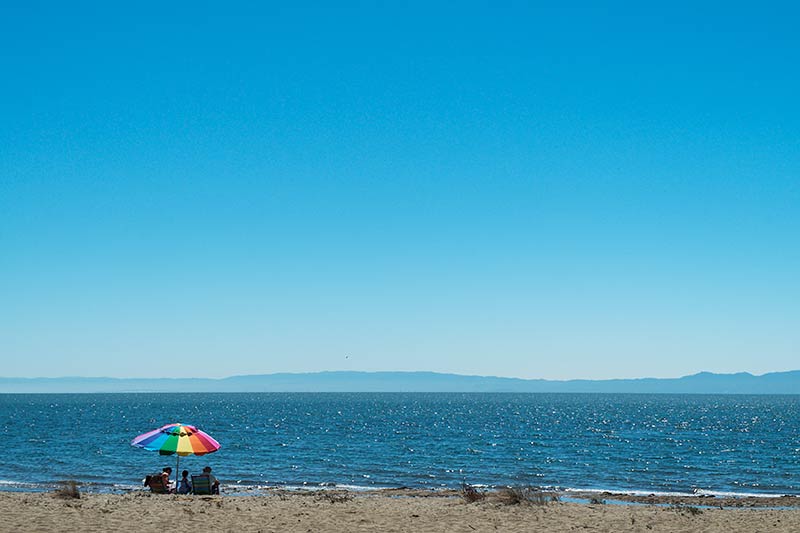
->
[175,455,180,492]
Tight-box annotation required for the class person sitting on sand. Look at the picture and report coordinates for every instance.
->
[177,470,192,494]
[143,467,173,493]
[202,466,220,494]
[161,467,173,490]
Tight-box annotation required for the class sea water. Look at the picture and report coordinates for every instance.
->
[0,393,798,495]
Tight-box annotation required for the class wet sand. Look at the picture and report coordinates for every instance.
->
[564,490,800,508]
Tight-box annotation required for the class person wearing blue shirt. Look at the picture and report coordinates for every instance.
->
[177,470,192,494]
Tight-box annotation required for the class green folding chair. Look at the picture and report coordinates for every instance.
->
[191,474,213,495]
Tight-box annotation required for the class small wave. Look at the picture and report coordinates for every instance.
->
[219,483,377,494]
[111,483,144,491]
[693,489,792,499]
[0,480,46,488]
[563,486,794,499]
[0,480,56,492]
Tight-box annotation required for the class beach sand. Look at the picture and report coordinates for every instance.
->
[1,489,798,532]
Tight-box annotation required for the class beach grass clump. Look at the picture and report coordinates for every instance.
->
[54,480,81,499]
[672,503,703,516]
[459,483,486,503]
[497,486,550,506]
[316,491,353,504]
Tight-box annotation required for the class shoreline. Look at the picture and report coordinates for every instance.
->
[2,489,800,533]
[2,484,799,509]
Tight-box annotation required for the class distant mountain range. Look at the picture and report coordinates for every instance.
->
[1,370,800,394]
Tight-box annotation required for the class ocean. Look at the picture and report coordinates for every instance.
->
[1,393,798,496]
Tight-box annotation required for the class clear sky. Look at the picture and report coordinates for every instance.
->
[1,2,798,380]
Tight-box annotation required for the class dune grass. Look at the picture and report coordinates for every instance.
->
[53,480,81,500]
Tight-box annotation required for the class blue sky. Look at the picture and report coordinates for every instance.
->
[1,2,798,379]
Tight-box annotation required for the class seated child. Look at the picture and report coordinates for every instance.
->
[177,470,192,494]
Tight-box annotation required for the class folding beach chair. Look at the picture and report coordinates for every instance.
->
[146,474,170,494]
[191,474,213,495]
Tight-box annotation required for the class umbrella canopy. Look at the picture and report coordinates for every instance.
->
[132,423,220,457]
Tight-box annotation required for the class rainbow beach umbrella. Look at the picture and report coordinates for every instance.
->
[131,423,221,488]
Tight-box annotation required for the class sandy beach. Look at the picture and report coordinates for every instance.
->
[2,489,798,533]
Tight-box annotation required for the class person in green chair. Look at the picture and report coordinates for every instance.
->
[202,466,220,494]
[191,466,220,495]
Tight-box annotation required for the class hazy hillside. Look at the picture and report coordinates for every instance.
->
[2,370,799,394]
